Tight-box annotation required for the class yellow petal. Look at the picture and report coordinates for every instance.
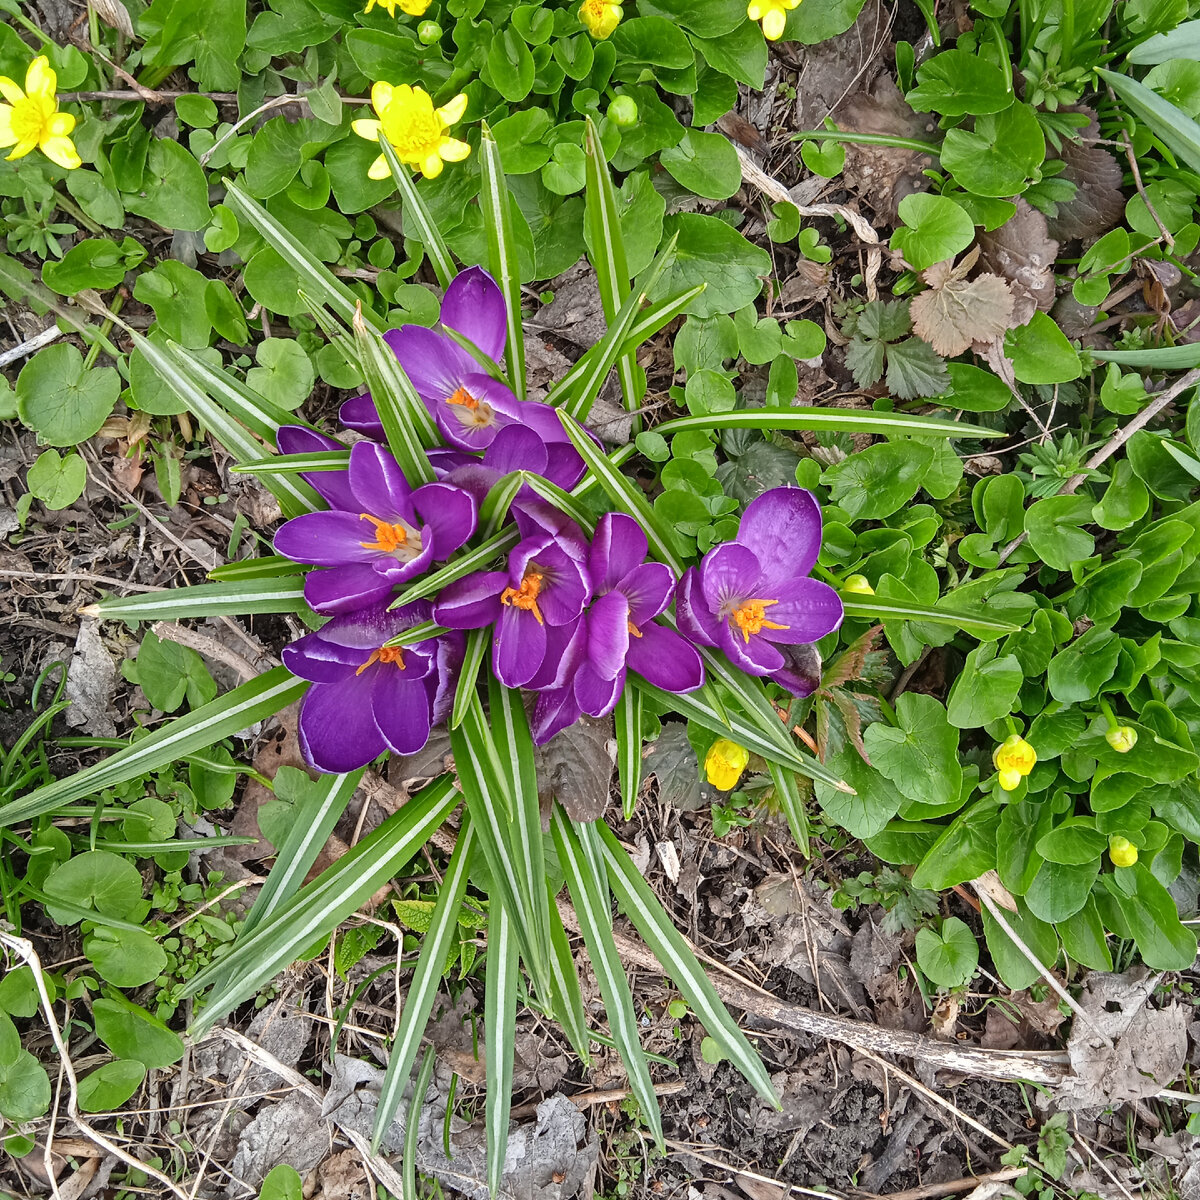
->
[785,0,801,8]
[420,152,443,178]
[367,153,392,180]
[400,0,430,11]
[370,81,393,115]
[47,110,75,137]
[25,55,56,99]
[437,92,468,125]
[0,104,15,145]
[762,7,786,37]
[0,77,23,106]
[395,83,414,105]
[352,117,382,141]
[40,134,80,169]
[746,0,764,17]
[6,137,38,161]
[438,137,470,162]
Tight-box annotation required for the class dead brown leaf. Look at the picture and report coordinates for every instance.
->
[535,713,614,823]
[1046,132,1126,244]
[910,258,1015,358]
[976,199,1060,326]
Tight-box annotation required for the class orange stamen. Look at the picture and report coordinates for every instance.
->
[447,386,480,410]
[501,571,544,625]
[731,598,788,643]
[356,645,406,675]
[359,512,408,554]
[627,620,643,639]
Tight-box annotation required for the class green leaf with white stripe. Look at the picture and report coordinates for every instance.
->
[597,821,778,1109]
[186,776,458,1037]
[479,124,525,399]
[654,408,1002,440]
[546,892,590,1062]
[383,620,450,649]
[479,472,526,540]
[82,578,308,621]
[209,555,307,581]
[516,472,598,532]
[552,806,662,1146]
[450,628,491,729]
[232,451,351,476]
[616,687,643,820]
[1098,68,1200,176]
[395,529,519,607]
[377,136,457,292]
[485,891,519,1197]
[841,594,1020,635]
[372,818,476,1151]
[769,762,810,858]
[224,177,379,329]
[403,1048,437,1200]
[0,668,308,829]
[175,344,302,441]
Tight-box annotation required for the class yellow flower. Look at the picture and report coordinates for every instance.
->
[363,0,430,15]
[843,574,874,595]
[579,0,623,39]
[1109,835,1138,868]
[747,0,800,41]
[0,55,80,170]
[705,739,749,791]
[993,734,1036,791]
[1105,725,1138,753]
[352,83,470,181]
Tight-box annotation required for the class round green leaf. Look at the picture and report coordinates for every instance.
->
[16,344,121,446]
[123,139,212,231]
[85,927,168,988]
[1024,494,1095,571]
[77,1059,147,1113]
[245,338,316,411]
[0,1013,50,1123]
[1005,312,1081,384]
[93,997,184,1069]
[660,129,741,200]
[649,214,770,318]
[891,194,975,271]
[26,449,87,510]
[43,851,144,924]
[915,916,979,987]
[906,48,1014,116]
[42,237,145,294]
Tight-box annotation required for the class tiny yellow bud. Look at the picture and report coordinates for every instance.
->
[993,733,1037,779]
[1109,835,1138,868]
[1105,725,1138,753]
[997,767,1023,792]
[843,574,874,595]
[705,739,749,791]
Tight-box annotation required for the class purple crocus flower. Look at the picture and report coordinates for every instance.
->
[274,440,477,614]
[675,487,843,689]
[283,602,463,772]
[433,500,591,689]
[530,513,705,743]
[276,424,356,512]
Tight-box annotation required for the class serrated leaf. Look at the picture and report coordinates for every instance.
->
[910,265,1015,357]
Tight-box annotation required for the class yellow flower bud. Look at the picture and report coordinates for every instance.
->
[1105,725,1138,753]
[1109,835,1138,868]
[705,739,749,791]
[997,767,1023,792]
[579,0,622,38]
[843,574,874,595]
[993,734,1037,779]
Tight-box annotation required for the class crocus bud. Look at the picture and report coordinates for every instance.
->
[1109,835,1138,867]
[705,739,749,791]
[418,19,441,42]
[843,574,874,594]
[607,95,639,127]
[993,734,1036,784]
[1105,725,1138,753]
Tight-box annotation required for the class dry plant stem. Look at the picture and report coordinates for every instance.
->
[0,324,62,367]
[1120,129,1174,250]
[735,144,882,301]
[665,1139,848,1199]
[997,366,1200,565]
[509,1080,687,1121]
[858,1167,1025,1200]
[971,883,1113,1046]
[0,930,192,1200]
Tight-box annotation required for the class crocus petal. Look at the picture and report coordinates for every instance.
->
[438,265,506,363]
[574,662,623,719]
[40,136,81,170]
[674,568,721,647]
[494,604,546,688]
[483,423,549,476]
[619,562,676,626]
[385,325,475,405]
[373,536,434,583]
[770,642,822,699]
[752,578,845,644]
[276,424,357,511]
[716,621,785,675]
[411,480,477,558]
[540,442,587,491]
[274,511,382,566]
[431,631,465,726]
[371,667,434,755]
[626,624,704,694]
[314,600,430,650]
[586,589,630,682]
[433,571,507,629]
[590,512,647,593]
[281,632,366,683]
[349,440,413,521]
[340,393,385,440]
[532,686,583,745]
[298,677,387,772]
[525,617,587,691]
[513,498,588,553]
[699,541,763,613]
[737,487,823,589]
[303,564,396,614]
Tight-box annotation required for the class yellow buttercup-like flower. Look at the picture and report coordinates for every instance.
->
[705,739,750,792]
[993,733,1036,792]
[1108,835,1138,868]
[579,0,623,39]
[352,83,470,181]
[1105,724,1138,753]
[363,0,430,16]
[0,55,80,170]
[843,574,874,595]
[747,0,800,41]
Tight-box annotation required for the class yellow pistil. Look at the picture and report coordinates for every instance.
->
[356,645,406,675]
[993,734,1036,791]
[447,386,496,428]
[627,620,643,639]
[705,739,749,791]
[731,598,788,643]
[363,0,430,15]
[0,55,81,169]
[447,386,479,410]
[747,0,800,41]
[501,571,545,625]
[579,0,623,38]
[352,83,470,181]
[359,513,409,554]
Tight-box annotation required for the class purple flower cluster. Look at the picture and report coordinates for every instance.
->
[272,268,844,774]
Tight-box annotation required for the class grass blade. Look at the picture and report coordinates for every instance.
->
[81,578,308,621]
[395,529,519,606]
[232,451,352,476]
[1,668,308,828]
[479,124,525,399]
[1098,67,1200,175]
[209,556,307,581]
[1092,345,1200,369]
[653,408,1002,440]
[403,1048,437,1200]
[187,776,458,1037]
[485,891,519,1197]
[597,822,779,1108]
[376,136,458,291]
[373,818,476,1151]
[546,893,590,1062]
[616,687,643,820]
[552,806,663,1147]
[450,628,490,729]
[768,762,810,858]
[843,594,1020,635]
